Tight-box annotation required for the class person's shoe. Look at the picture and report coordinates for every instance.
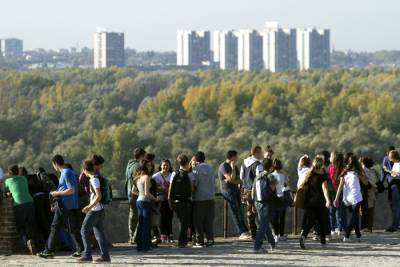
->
[278,235,287,241]
[27,239,36,255]
[342,237,351,243]
[206,240,215,247]
[269,243,275,251]
[326,235,332,241]
[178,243,186,248]
[299,236,306,250]
[312,235,320,241]
[385,228,397,232]
[37,251,54,259]
[254,248,268,254]
[193,243,204,248]
[71,251,82,257]
[330,231,336,236]
[93,256,111,263]
[335,228,341,236]
[77,256,92,262]
[274,235,279,244]
[239,232,252,240]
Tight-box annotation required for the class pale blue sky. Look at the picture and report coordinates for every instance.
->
[0,0,398,52]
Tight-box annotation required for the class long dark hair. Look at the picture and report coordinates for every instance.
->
[344,155,362,175]
[132,159,151,186]
[333,152,345,182]
[158,159,173,173]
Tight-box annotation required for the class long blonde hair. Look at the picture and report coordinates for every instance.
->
[300,155,325,188]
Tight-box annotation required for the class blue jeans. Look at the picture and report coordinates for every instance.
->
[81,209,109,259]
[344,203,361,238]
[136,201,152,252]
[390,185,400,229]
[329,204,343,231]
[222,191,248,235]
[254,202,275,250]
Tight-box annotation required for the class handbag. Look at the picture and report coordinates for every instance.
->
[293,186,307,209]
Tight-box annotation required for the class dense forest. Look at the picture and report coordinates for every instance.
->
[1,67,399,196]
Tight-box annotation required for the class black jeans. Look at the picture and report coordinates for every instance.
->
[271,199,286,236]
[160,200,173,237]
[344,203,361,238]
[45,207,83,253]
[193,200,215,244]
[33,194,53,241]
[14,202,36,245]
[173,201,192,246]
[301,206,328,244]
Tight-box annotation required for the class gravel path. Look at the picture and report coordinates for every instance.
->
[1,231,400,266]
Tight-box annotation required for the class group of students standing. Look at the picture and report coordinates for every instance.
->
[1,144,400,261]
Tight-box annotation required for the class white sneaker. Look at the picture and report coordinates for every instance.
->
[274,235,279,244]
[312,235,320,241]
[330,231,335,236]
[335,229,341,236]
[239,232,252,240]
[278,235,287,241]
[342,237,350,243]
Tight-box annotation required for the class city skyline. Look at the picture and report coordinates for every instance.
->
[0,0,398,52]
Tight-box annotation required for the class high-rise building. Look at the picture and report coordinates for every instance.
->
[236,30,263,71]
[213,31,238,70]
[1,38,23,57]
[94,29,125,69]
[297,28,330,70]
[262,22,297,72]
[177,30,211,66]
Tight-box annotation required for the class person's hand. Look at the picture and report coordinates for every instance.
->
[325,201,331,209]
[82,206,90,214]
[333,199,339,208]
[50,191,57,197]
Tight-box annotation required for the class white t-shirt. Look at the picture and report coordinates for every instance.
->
[152,172,172,201]
[297,167,310,189]
[342,171,363,206]
[89,177,104,211]
[271,171,288,197]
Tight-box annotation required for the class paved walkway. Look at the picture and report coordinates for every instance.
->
[1,231,400,266]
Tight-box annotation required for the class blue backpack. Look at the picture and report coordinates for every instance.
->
[254,172,276,203]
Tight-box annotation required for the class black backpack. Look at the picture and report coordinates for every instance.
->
[169,170,192,201]
[37,172,57,193]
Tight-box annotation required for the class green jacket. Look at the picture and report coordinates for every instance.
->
[125,159,139,201]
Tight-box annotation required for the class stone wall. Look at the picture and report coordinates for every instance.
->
[0,198,20,254]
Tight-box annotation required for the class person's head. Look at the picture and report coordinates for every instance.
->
[318,150,331,167]
[177,154,190,169]
[387,146,396,155]
[272,159,282,172]
[300,155,325,188]
[264,145,274,159]
[388,150,400,163]
[18,167,28,176]
[92,154,105,172]
[346,156,362,173]
[134,159,152,178]
[190,156,197,169]
[226,150,239,163]
[263,158,274,172]
[299,155,312,169]
[51,155,65,172]
[159,159,173,174]
[82,160,95,177]
[344,152,354,165]
[330,151,337,165]
[361,157,374,169]
[251,145,263,160]
[194,151,206,163]
[133,148,146,160]
[37,167,46,173]
[8,165,19,176]
[144,153,155,162]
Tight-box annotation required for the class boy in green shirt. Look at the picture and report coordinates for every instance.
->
[4,165,37,255]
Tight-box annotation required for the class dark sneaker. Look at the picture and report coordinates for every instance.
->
[27,239,36,255]
[386,228,397,232]
[206,240,215,247]
[77,256,93,262]
[299,236,306,249]
[71,251,82,257]
[178,243,187,248]
[37,251,54,259]
[93,256,111,263]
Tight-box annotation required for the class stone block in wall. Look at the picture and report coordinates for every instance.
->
[0,198,20,254]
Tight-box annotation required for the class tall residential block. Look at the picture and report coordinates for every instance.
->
[1,38,23,57]
[94,30,125,69]
[297,28,330,70]
[236,30,263,71]
[177,30,211,66]
[213,31,238,70]
[262,22,297,72]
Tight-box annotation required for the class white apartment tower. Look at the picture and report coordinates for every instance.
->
[297,28,330,70]
[236,30,263,71]
[177,30,211,66]
[262,22,297,72]
[213,31,238,70]
[94,30,125,69]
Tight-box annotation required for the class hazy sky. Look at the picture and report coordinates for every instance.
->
[1,0,398,52]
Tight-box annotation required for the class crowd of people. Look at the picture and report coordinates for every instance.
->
[0,144,399,263]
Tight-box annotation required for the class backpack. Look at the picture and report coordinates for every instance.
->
[169,170,192,201]
[253,172,276,203]
[90,176,113,205]
[241,161,262,190]
[37,172,57,193]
